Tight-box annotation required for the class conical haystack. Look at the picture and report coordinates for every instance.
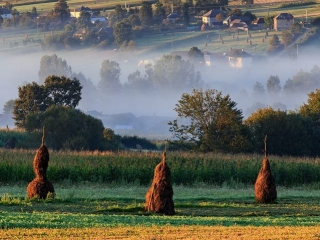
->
[254,136,277,203]
[145,150,174,215]
[27,127,55,199]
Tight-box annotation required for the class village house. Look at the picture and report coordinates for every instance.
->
[252,17,265,30]
[166,12,180,22]
[0,7,12,19]
[274,13,294,31]
[228,48,253,68]
[70,6,93,18]
[202,9,226,28]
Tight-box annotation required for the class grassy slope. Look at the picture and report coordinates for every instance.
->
[4,1,318,57]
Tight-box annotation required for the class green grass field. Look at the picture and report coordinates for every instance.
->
[1,184,320,238]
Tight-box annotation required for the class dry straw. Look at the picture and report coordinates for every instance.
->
[254,135,277,203]
[27,127,55,199]
[145,140,175,215]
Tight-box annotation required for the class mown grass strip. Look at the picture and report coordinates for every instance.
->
[1,226,320,240]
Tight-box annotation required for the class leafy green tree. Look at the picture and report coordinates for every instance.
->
[169,89,251,152]
[25,105,104,150]
[139,1,153,26]
[290,23,302,33]
[282,30,293,48]
[264,15,274,28]
[52,0,70,22]
[267,75,281,95]
[98,60,122,94]
[245,107,312,156]
[269,34,280,47]
[113,21,132,45]
[44,75,82,108]
[127,14,141,27]
[188,47,203,62]
[13,76,82,128]
[3,99,15,114]
[243,11,256,21]
[76,11,92,29]
[300,89,320,126]
[152,55,203,93]
[153,2,166,24]
[13,82,47,128]
[38,54,73,83]
[108,5,127,26]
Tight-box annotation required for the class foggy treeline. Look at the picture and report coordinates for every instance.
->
[1,46,320,133]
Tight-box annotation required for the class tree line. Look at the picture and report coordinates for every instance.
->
[169,88,320,157]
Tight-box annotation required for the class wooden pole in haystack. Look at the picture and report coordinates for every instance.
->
[145,139,174,215]
[254,135,277,203]
[27,126,55,199]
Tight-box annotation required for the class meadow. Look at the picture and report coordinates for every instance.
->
[0,149,320,238]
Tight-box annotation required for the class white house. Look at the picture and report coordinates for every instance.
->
[202,9,226,26]
[0,7,12,19]
[228,49,252,68]
[70,6,92,18]
[274,13,294,31]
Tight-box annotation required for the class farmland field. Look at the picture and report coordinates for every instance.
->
[0,150,320,238]
[1,184,320,239]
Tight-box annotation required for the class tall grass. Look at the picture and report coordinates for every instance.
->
[0,150,320,187]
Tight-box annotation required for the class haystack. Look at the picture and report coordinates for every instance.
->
[254,157,277,203]
[254,136,277,203]
[27,127,55,199]
[27,176,54,199]
[145,150,175,215]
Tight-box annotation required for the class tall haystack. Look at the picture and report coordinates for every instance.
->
[27,127,55,199]
[254,135,277,203]
[145,150,175,215]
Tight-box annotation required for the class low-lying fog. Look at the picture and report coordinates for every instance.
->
[1,45,319,132]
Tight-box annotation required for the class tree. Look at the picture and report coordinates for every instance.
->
[282,30,293,48]
[311,17,320,27]
[252,81,266,96]
[181,2,190,26]
[267,75,281,95]
[243,11,256,21]
[13,82,47,128]
[245,107,312,156]
[127,14,141,27]
[153,2,166,24]
[269,34,280,47]
[44,75,82,108]
[76,11,92,29]
[264,15,274,29]
[139,1,153,26]
[98,60,122,94]
[169,89,251,152]
[113,21,132,45]
[228,8,242,16]
[3,99,15,114]
[52,0,70,22]
[152,55,203,93]
[283,66,320,94]
[25,105,104,150]
[13,76,82,128]
[160,0,182,15]
[38,54,73,83]
[188,47,203,62]
[300,89,320,126]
